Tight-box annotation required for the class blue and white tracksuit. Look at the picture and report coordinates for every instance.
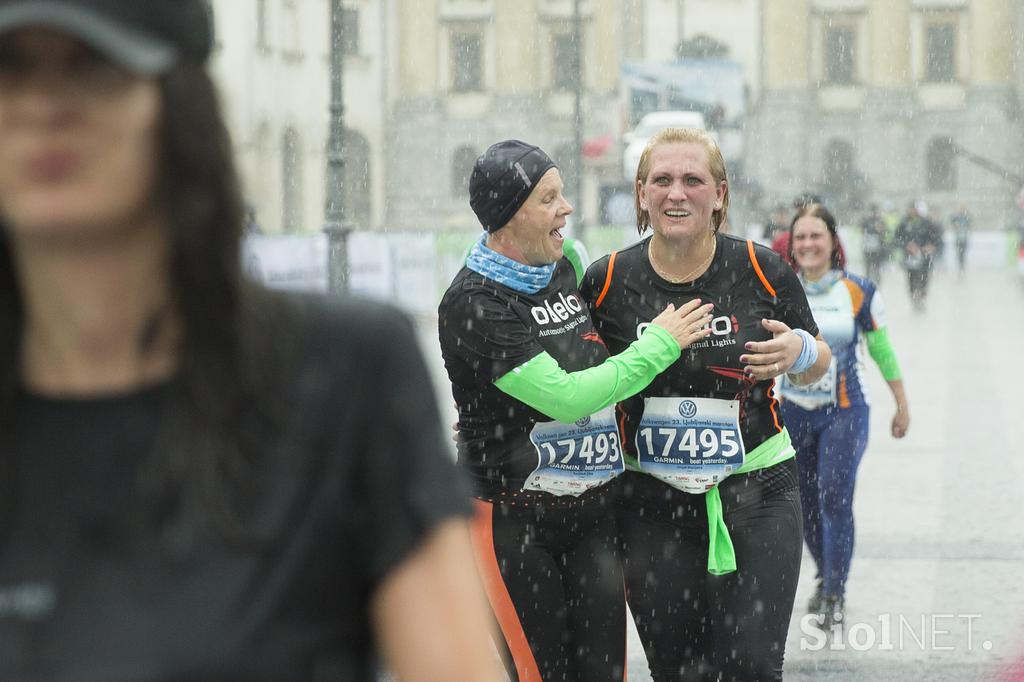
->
[778,270,888,598]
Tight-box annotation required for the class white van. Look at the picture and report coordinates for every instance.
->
[622,110,706,181]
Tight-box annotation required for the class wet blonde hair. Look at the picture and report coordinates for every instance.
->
[634,127,730,235]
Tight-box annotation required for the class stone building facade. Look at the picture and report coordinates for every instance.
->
[386,0,637,232]
[209,0,387,233]
[746,0,1023,229]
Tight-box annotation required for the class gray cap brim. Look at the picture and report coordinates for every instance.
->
[0,2,178,75]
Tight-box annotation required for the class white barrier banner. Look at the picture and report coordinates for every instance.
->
[391,234,438,315]
[242,234,328,293]
[347,232,393,300]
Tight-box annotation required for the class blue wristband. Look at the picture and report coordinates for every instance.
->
[789,329,818,374]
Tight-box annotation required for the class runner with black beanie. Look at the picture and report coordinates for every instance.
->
[439,139,714,681]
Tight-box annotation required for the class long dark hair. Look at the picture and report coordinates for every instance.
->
[788,203,843,271]
[0,60,283,548]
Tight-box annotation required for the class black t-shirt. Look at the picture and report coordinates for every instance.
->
[0,295,471,682]
[579,233,818,457]
[438,259,609,497]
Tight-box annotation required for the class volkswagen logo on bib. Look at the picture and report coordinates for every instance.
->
[678,400,698,418]
[575,416,592,427]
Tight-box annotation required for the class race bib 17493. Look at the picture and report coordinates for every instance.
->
[525,406,624,496]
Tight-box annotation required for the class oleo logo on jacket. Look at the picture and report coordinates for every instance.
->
[530,292,583,325]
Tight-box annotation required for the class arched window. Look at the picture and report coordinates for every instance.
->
[282,127,303,232]
[926,137,956,191]
[821,138,869,209]
[342,129,371,226]
[451,145,479,198]
[255,0,269,51]
[822,139,855,184]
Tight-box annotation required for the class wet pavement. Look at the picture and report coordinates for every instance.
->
[775,263,1024,681]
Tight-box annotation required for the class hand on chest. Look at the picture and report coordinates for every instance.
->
[632,292,776,389]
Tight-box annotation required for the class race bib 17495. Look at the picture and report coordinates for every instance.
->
[634,397,745,494]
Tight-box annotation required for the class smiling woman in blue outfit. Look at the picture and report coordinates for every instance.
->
[778,203,911,633]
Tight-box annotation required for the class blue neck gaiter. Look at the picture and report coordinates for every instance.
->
[466,233,556,294]
[800,269,842,296]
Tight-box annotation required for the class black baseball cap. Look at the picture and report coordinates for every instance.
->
[0,0,214,75]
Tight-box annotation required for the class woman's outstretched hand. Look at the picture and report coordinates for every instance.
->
[650,299,715,352]
[739,319,803,381]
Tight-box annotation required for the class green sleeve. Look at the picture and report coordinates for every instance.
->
[494,325,680,423]
[865,327,902,381]
[562,237,591,287]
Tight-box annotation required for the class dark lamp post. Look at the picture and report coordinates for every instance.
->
[572,0,585,240]
[324,0,354,294]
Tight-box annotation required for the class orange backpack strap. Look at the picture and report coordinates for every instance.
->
[746,239,777,297]
[594,251,618,308]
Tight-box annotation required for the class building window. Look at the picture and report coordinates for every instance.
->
[282,128,303,232]
[256,0,269,51]
[823,139,855,183]
[450,32,483,92]
[552,33,579,92]
[926,137,956,191]
[440,0,494,20]
[824,24,856,85]
[282,0,299,53]
[451,145,479,198]
[822,139,868,208]
[555,142,577,201]
[341,6,360,57]
[925,21,956,82]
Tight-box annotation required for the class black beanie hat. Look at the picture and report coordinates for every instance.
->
[469,140,557,233]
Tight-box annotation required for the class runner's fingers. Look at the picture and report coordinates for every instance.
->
[670,309,712,334]
[678,302,715,325]
[678,316,713,345]
[676,298,705,316]
[691,320,713,338]
[691,312,713,330]
[760,318,792,334]
[744,361,782,379]
[739,351,785,366]
[742,338,781,354]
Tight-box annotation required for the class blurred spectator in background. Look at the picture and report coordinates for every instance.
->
[950,203,972,275]
[860,204,890,284]
[894,200,943,311]
[763,204,790,242]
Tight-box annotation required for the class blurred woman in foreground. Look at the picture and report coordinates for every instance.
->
[0,1,498,679]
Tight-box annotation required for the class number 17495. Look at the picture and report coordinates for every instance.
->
[638,427,739,459]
